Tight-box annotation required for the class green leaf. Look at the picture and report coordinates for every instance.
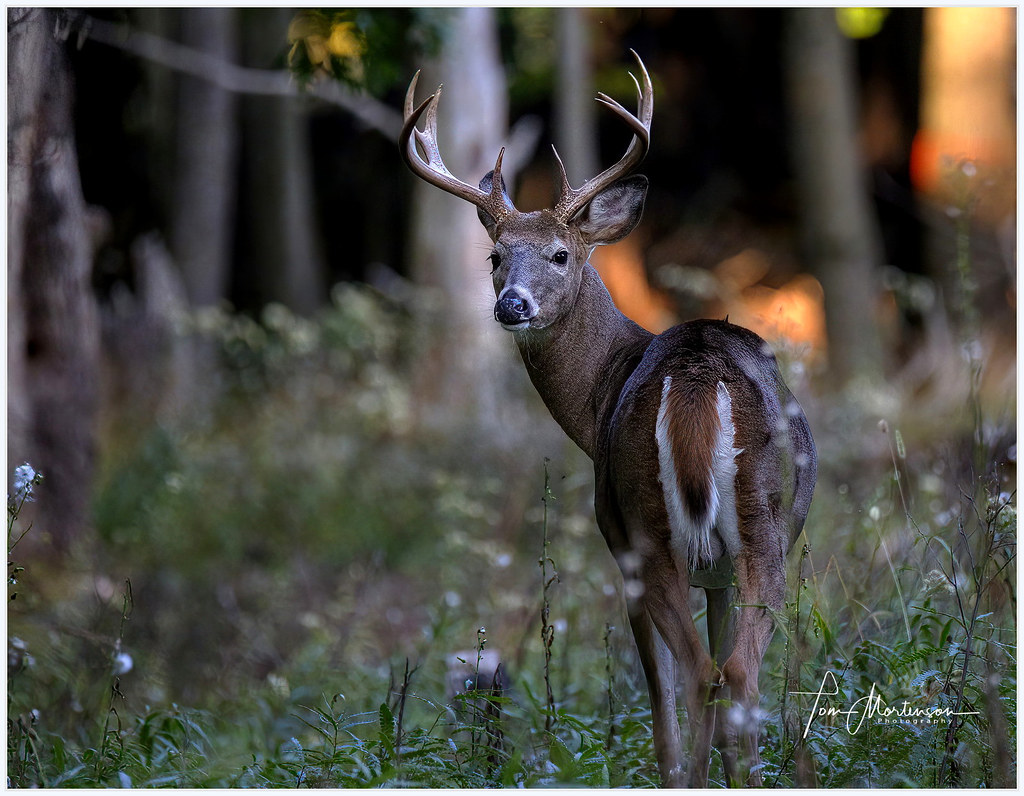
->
[548,737,576,777]
[377,703,395,759]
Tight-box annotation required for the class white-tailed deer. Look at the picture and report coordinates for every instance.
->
[401,51,816,787]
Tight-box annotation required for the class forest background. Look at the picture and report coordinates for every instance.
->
[7,6,1017,788]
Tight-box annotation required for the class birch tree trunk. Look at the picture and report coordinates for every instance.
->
[784,8,886,383]
[407,8,523,437]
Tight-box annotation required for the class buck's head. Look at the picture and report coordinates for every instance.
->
[400,51,653,333]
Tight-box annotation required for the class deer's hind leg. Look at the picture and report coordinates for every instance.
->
[719,518,788,786]
[626,605,686,787]
[706,584,740,785]
[639,554,720,788]
[597,479,689,788]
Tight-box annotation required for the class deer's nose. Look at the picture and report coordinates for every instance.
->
[494,290,534,327]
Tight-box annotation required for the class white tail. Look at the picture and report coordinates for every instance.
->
[401,51,817,787]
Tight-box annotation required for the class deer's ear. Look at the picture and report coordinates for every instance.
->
[578,175,648,246]
[477,170,510,239]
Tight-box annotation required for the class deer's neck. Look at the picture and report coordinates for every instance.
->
[514,263,654,459]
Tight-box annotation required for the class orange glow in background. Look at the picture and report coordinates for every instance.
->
[912,7,1016,222]
[596,7,1013,362]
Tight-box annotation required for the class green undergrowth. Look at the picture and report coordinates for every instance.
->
[8,283,1016,787]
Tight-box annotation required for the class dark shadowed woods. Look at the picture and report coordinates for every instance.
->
[7,7,1016,787]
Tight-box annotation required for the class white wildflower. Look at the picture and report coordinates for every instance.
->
[8,637,34,670]
[11,463,37,503]
[112,651,133,675]
[727,703,767,734]
[267,673,290,698]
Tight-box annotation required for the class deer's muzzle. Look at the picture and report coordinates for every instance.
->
[494,289,536,329]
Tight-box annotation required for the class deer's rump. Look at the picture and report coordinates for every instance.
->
[601,319,816,577]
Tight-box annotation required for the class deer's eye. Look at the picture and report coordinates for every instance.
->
[552,250,569,265]
[488,252,501,272]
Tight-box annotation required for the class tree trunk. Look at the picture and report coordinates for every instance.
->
[407,8,526,438]
[784,8,886,383]
[133,7,177,229]
[170,7,239,307]
[554,8,599,187]
[8,8,100,554]
[239,7,323,313]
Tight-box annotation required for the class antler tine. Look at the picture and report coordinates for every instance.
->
[595,92,650,141]
[403,70,422,118]
[554,50,654,223]
[400,87,441,174]
[401,85,456,182]
[489,146,510,206]
[399,73,517,224]
[551,145,573,202]
[402,73,449,174]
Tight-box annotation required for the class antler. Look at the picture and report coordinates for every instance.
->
[553,50,653,223]
[400,72,518,225]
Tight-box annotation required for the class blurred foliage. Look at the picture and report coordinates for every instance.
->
[288,10,366,82]
[286,8,445,95]
[835,7,891,39]
[283,7,569,105]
